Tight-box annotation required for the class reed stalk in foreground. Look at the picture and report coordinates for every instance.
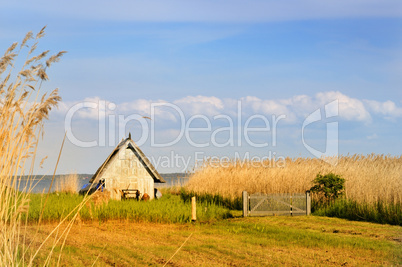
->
[0,27,70,266]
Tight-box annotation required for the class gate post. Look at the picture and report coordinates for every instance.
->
[191,196,197,222]
[242,191,248,217]
[306,190,311,215]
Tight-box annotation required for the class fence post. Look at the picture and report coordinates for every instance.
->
[242,191,248,217]
[191,196,196,222]
[290,195,293,216]
[306,190,311,216]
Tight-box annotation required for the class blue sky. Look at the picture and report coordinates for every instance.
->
[1,0,401,174]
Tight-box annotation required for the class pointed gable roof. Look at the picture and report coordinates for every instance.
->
[90,137,166,183]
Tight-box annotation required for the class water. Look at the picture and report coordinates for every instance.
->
[16,176,91,193]
[16,174,189,193]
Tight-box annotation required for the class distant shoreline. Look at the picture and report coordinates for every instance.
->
[17,172,189,179]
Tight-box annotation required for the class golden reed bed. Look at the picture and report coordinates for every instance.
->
[186,154,402,204]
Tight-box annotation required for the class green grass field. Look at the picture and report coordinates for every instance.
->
[25,216,401,266]
[25,192,232,223]
[21,191,402,265]
[22,190,402,227]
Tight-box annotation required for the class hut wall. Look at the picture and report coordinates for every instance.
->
[98,143,155,200]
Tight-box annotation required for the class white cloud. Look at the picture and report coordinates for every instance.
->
[238,91,375,123]
[364,99,402,118]
[75,97,116,120]
[38,91,402,173]
[174,95,224,117]
[316,91,372,122]
[119,99,178,121]
[241,96,296,122]
[53,91,402,126]
[119,99,154,115]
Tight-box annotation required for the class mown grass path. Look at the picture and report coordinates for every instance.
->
[24,216,401,266]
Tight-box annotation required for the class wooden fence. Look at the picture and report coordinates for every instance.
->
[243,191,311,217]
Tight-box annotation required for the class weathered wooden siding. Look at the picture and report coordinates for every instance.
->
[99,143,154,200]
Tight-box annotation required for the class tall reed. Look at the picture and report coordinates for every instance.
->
[186,154,402,205]
[0,27,65,265]
[55,174,78,194]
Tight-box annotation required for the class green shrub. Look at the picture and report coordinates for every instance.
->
[310,173,345,204]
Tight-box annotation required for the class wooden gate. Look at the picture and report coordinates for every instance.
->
[242,191,311,217]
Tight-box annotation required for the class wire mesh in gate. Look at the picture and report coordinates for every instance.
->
[246,192,309,216]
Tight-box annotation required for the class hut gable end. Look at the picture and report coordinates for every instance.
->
[89,136,165,200]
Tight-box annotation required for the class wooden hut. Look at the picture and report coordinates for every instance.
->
[88,134,165,200]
